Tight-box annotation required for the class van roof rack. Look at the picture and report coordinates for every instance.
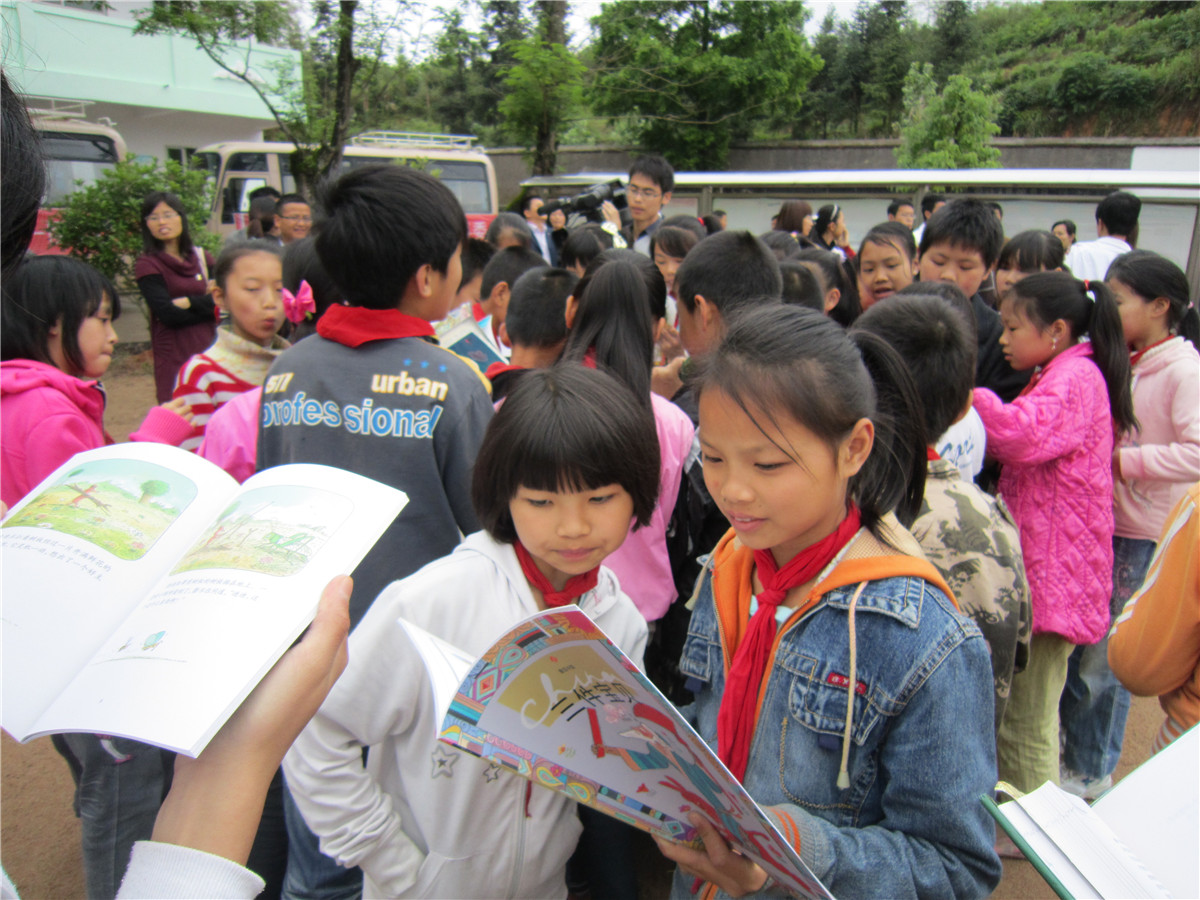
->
[23,96,92,120]
[349,131,478,150]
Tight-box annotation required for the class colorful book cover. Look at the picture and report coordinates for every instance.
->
[401,606,832,899]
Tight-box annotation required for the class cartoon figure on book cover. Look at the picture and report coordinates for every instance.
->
[2,458,195,560]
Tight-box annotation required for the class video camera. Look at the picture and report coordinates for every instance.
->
[541,180,628,225]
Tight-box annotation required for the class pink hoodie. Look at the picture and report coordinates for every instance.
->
[973,342,1115,645]
[1114,336,1200,540]
[1,359,192,508]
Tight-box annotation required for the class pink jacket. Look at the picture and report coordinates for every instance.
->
[198,386,262,483]
[603,391,695,622]
[1,359,191,507]
[973,343,1115,645]
[1114,337,1200,540]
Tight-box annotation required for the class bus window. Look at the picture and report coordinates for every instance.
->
[39,131,119,205]
[228,152,269,172]
[193,151,221,176]
[220,177,268,225]
[277,154,298,195]
[424,160,491,213]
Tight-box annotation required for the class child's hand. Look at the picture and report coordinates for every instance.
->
[658,321,684,363]
[160,398,194,423]
[652,356,687,399]
[654,813,769,897]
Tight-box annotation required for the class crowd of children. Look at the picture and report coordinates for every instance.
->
[4,122,1199,900]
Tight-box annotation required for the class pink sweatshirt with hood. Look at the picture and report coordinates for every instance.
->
[1114,336,1200,540]
[1,359,192,508]
[973,342,1115,645]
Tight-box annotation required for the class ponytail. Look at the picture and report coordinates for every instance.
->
[1011,272,1137,437]
[847,330,927,528]
[1106,249,1200,349]
[1081,279,1137,436]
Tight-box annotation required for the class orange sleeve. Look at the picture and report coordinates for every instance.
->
[1109,485,1200,698]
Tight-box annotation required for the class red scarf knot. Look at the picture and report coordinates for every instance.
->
[514,541,600,608]
[717,503,862,781]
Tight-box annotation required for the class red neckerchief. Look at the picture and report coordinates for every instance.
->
[514,541,600,608]
[717,504,862,782]
[485,361,525,381]
[582,347,598,369]
[926,447,941,461]
[472,301,487,322]
[316,305,435,348]
[1129,335,1172,369]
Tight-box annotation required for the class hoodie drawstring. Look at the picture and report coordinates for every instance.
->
[837,582,867,790]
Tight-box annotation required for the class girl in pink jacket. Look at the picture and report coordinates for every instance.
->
[1059,251,1200,798]
[973,271,1135,795]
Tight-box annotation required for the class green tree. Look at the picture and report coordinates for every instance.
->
[47,157,216,287]
[138,480,170,505]
[134,1,405,193]
[896,72,1001,168]
[931,0,977,87]
[590,1,820,169]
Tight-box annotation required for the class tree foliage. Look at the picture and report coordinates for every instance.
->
[47,157,216,288]
[500,40,585,174]
[896,71,1001,169]
[590,1,821,169]
[134,1,407,193]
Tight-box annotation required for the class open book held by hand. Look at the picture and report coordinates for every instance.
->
[2,443,406,757]
[399,606,833,900]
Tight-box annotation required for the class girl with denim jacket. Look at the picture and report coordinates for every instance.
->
[655,305,1001,898]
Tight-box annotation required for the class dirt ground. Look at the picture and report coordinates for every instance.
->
[0,350,1168,898]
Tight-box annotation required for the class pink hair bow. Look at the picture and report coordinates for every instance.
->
[283,280,316,324]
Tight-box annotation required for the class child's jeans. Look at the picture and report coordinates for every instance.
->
[1059,536,1156,784]
[281,782,362,900]
[52,733,174,900]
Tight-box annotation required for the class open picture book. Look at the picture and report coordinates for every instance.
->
[399,606,833,900]
[983,724,1198,900]
[2,443,407,757]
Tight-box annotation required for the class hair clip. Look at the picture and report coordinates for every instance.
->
[282,280,316,323]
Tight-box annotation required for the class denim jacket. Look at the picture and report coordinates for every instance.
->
[672,521,1002,900]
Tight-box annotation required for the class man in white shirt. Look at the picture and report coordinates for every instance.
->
[1065,191,1140,281]
[911,192,945,248]
[521,194,557,265]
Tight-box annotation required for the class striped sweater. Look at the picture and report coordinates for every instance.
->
[173,326,289,452]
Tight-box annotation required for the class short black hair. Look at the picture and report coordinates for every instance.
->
[506,267,575,348]
[628,154,674,194]
[275,193,310,213]
[485,211,535,251]
[887,199,914,218]
[920,193,946,218]
[779,261,825,311]
[796,248,861,327]
[996,230,1064,276]
[481,246,546,300]
[1095,191,1141,237]
[461,237,496,286]
[650,225,700,261]
[248,185,282,202]
[987,201,1004,220]
[140,191,196,258]
[315,165,465,309]
[859,222,917,261]
[674,230,782,314]
[2,255,120,373]
[471,364,660,543]
[918,197,1005,269]
[897,279,975,331]
[560,224,614,271]
[520,193,543,215]
[853,294,976,441]
[214,239,282,290]
[758,230,800,261]
[1052,219,1077,238]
